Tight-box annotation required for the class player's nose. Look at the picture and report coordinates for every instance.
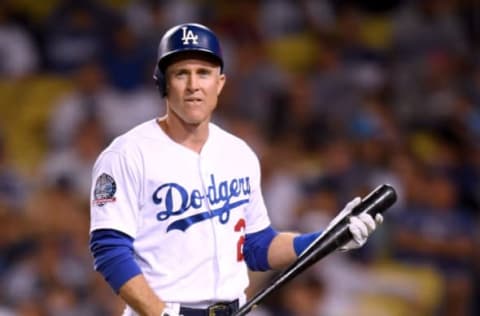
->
[186,74,200,91]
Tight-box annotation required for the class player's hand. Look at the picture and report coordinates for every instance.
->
[160,307,179,316]
[325,196,383,251]
[324,196,361,233]
[341,203,383,251]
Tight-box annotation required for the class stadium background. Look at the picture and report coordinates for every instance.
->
[0,0,479,315]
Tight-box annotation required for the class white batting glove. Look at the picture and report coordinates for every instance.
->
[324,197,362,233]
[341,210,383,251]
[324,196,383,251]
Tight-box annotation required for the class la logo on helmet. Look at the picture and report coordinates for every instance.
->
[181,26,199,45]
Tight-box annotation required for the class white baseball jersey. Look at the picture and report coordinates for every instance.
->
[90,119,271,315]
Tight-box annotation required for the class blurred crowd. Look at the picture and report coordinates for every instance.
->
[0,0,480,315]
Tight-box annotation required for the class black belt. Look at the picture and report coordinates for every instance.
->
[179,299,239,316]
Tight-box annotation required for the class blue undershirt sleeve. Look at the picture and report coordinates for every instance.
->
[243,226,278,271]
[89,229,142,293]
[293,231,321,256]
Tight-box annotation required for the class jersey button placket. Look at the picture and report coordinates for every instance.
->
[198,156,222,299]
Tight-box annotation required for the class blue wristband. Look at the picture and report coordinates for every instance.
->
[293,232,321,256]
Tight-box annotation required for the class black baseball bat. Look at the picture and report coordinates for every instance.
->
[233,184,397,316]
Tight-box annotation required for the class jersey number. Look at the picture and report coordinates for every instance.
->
[234,219,246,261]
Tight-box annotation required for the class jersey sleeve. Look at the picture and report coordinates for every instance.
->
[244,149,271,235]
[90,149,143,238]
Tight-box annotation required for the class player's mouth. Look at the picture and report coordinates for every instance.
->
[184,97,203,105]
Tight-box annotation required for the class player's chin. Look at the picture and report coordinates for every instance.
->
[181,112,210,125]
[182,107,213,121]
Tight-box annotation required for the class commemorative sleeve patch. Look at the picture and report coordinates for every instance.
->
[93,173,117,206]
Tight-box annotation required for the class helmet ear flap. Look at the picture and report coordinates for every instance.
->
[153,65,167,97]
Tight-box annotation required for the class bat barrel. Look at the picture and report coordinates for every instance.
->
[352,184,397,217]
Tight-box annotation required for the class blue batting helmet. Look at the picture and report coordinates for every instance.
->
[153,23,224,96]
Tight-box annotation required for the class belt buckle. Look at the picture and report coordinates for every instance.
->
[208,303,228,316]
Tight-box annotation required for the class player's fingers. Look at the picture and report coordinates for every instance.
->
[348,196,362,208]
[375,213,384,225]
[332,197,361,229]
[345,197,361,213]
[358,213,377,234]
[349,216,368,241]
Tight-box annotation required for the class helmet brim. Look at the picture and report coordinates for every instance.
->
[158,49,224,73]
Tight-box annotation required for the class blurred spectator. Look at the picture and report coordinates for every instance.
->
[42,118,106,198]
[421,51,464,122]
[44,0,115,73]
[0,174,111,315]
[96,83,161,140]
[452,91,480,140]
[269,74,321,147]
[259,0,309,40]
[302,0,336,33]
[124,0,167,41]
[313,137,363,202]
[48,57,159,149]
[350,95,405,200]
[261,141,304,231]
[225,41,288,135]
[94,18,162,139]
[391,173,476,316]
[0,3,39,78]
[390,0,468,123]
[265,273,325,316]
[44,285,82,316]
[468,62,480,107]
[101,20,150,92]
[309,35,361,134]
[392,0,468,60]
[124,0,204,65]
[161,0,204,27]
[48,60,107,149]
[0,307,14,316]
[0,132,28,212]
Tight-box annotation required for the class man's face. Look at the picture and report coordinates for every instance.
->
[164,55,225,126]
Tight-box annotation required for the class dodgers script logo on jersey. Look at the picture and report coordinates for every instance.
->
[181,26,199,45]
[153,174,250,232]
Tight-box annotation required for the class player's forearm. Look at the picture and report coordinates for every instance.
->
[267,232,298,270]
[118,274,165,316]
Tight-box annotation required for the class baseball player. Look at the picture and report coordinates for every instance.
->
[89,23,383,316]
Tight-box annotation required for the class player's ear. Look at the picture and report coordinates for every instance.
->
[163,81,169,98]
[154,64,168,97]
[217,73,226,95]
[162,68,173,98]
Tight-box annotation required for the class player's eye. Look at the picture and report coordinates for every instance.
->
[197,68,212,76]
[175,70,187,77]
[174,69,188,77]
